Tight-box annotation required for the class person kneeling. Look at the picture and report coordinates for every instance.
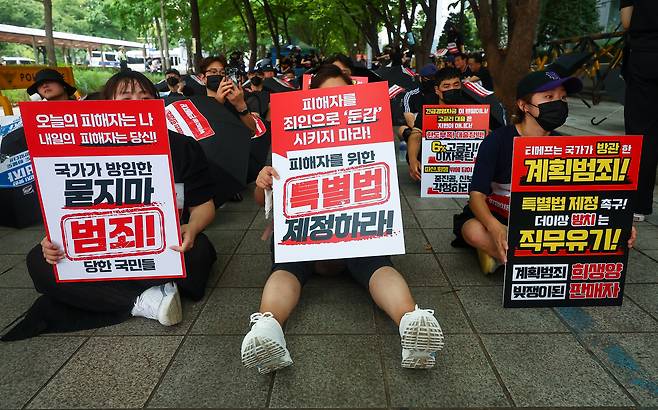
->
[240,65,445,374]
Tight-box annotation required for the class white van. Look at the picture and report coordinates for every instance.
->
[89,51,119,68]
[1,56,36,65]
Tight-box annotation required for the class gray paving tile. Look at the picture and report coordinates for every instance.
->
[0,230,45,255]
[457,286,568,333]
[634,225,658,251]
[28,336,182,409]
[217,254,271,287]
[381,334,508,407]
[0,288,39,330]
[218,196,261,211]
[625,284,658,319]
[95,294,207,336]
[582,333,658,407]
[0,256,32,288]
[628,251,658,283]
[269,335,387,408]
[405,196,462,210]
[413,210,458,229]
[206,211,257,230]
[554,300,657,333]
[248,209,268,230]
[147,336,270,408]
[191,288,260,335]
[0,336,86,409]
[403,228,433,254]
[204,230,244,254]
[425,228,471,254]
[399,195,410,210]
[375,287,472,335]
[286,286,375,335]
[390,254,448,286]
[438,252,504,286]
[304,271,363,288]
[204,253,232,288]
[401,210,420,228]
[235,229,271,254]
[482,333,634,407]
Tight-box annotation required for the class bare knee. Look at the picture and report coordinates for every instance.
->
[461,219,489,248]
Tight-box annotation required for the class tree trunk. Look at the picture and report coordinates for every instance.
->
[282,11,292,46]
[159,0,171,70]
[43,0,57,66]
[471,0,541,112]
[189,0,202,73]
[235,0,258,70]
[416,0,438,68]
[154,17,165,71]
[262,0,281,60]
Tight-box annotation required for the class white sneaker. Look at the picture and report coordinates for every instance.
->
[634,213,646,222]
[399,305,445,369]
[241,312,292,374]
[131,282,182,326]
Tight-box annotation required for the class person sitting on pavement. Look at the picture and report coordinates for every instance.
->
[465,53,494,91]
[240,64,445,374]
[452,70,638,274]
[2,71,217,341]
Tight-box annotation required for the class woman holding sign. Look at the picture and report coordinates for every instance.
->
[241,64,445,374]
[453,70,638,274]
[3,71,217,341]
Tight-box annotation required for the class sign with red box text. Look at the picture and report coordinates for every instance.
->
[271,82,404,263]
[20,100,185,282]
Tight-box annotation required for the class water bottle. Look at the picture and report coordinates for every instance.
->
[398,140,407,163]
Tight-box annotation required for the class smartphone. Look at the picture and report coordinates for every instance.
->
[227,68,239,86]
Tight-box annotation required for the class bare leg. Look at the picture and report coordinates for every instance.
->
[368,266,416,326]
[259,270,302,325]
[461,218,501,258]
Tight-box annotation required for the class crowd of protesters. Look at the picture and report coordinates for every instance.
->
[0,3,651,377]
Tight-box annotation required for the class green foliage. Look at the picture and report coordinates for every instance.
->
[438,10,481,51]
[537,0,601,45]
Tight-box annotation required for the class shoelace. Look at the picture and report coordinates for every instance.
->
[404,304,434,317]
[249,312,274,325]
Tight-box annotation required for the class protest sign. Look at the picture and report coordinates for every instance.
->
[270,82,405,263]
[20,100,185,282]
[504,135,642,307]
[0,116,31,188]
[420,105,489,198]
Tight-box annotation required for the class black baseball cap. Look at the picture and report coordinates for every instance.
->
[27,69,77,97]
[516,70,582,99]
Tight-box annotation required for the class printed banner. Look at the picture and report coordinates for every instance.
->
[20,100,185,282]
[420,105,489,198]
[0,66,75,90]
[270,82,405,263]
[0,116,33,188]
[504,136,642,307]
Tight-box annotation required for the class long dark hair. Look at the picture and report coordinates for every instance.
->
[309,64,352,89]
[101,70,158,100]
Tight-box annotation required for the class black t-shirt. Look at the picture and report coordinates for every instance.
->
[168,131,215,210]
[412,93,441,130]
[621,0,658,52]
[470,124,560,217]
[163,92,188,106]
[473,67,494,91]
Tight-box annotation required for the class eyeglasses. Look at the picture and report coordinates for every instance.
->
[204,68,225,76]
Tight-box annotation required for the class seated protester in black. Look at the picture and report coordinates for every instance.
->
[466,53,494,91]
[453,70,637,275]
[406,67,467,180]
[163,68,188,106]
[2,71,217,341]
[398,63,438,141]
[240,65,445,375]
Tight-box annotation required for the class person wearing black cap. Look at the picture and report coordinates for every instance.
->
[620,0,658,221]
[452,70,637,275]
[27,69,77,101]
[261,63,276,79]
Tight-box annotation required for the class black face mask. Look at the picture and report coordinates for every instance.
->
[166,77,180,87]
[206,75,223,92]
[528,100,569,131]
[250,76,263,86]
[442,88,464,104]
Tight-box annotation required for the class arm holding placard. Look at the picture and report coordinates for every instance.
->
[171,199,215,252]
[407,128,422,181]
[254,166,279,207]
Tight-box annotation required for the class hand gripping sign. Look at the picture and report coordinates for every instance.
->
[20,100,185,282]
[504,135,642,307]
[270,82,405,263]
[420,105,489,198]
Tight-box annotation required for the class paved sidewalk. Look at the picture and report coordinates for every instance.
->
[0,100,656,409]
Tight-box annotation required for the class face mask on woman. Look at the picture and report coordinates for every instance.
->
[527,100,569,131]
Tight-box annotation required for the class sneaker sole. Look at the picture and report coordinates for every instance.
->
[242,335,291,373]
[158,288,182,326]
[401,316,445,369]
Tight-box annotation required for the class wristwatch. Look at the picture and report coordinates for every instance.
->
[238,107,250,116]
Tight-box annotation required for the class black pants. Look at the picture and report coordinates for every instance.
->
[27,232,216,313]
[625,50,658,215]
